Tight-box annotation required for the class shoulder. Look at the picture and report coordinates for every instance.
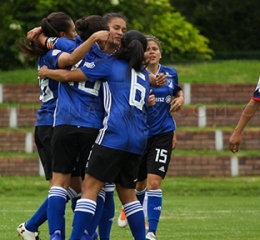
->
[54,37,78,52]
[159,65,178,75]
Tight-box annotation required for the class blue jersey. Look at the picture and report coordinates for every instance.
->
[46,38,105,129]
[36,53,60,126]
[147,64,182,138]
[80,58,150,155]
[53,35,82,52]
[252,77,260,102]
[36,36,82,127]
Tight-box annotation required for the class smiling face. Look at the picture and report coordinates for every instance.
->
[145,40,162,66]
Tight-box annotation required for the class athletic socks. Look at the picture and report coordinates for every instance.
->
[143,192,148,219]
[135,188,146,206]
[70,198,96,240]
[47,186,67,236]
[124,200,146,240]
[26,197,48,232]
[98,190,115,239]
[86,188,105,236]
[146,189,162,235]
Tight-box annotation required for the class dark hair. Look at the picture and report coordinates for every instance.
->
[114,30,147,72]
[17,12,73,59]
[76,15,109,41]
[146,35,163,53]
[103,12,128,25]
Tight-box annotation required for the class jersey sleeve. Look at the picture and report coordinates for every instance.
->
[44,49,63,69]
[80,58,112,83]
[252,77,260,102]
[161,66,182,95]
[52,37,80,53]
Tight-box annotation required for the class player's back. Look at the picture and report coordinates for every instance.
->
[36,52,60,126]
[86,58,150,155]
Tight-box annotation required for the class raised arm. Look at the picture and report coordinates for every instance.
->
[57,31,109,69]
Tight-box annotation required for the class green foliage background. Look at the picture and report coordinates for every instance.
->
[0,0,212,70]
[171,0,260,59]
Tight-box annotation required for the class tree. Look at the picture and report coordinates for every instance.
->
[0,0,213,70]
[171,0,260,59]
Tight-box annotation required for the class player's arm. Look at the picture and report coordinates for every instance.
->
[229,98,260,153]
[57,31,109,69]
[172,131,177,150]
[38,65,88,82]
[170,90,185,112]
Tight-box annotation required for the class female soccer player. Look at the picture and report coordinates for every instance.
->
[26,12,129,240]
[16,13,109,240]
[118,35,184,240]
[16,12,77,240]
[38,29,165,240]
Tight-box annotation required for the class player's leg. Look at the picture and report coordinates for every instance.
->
[145,174,162,240]
[116,152,146,240]
[48,125,80,240]
[145,132,173,240]
[70,174,104,240]
[98,183,115,239]
[117,185,146,240]
[17,126,53,240]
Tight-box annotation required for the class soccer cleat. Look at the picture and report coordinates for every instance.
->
[146,232,156,240]
[17,222,40,240]
[117,207,128,228]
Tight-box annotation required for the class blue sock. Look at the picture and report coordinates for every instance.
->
[124,201,146,240]
[136,188,146,206]
[70,199,96,240]
[26,197,48,232]
[71,196,80,212]
[147,189,162,235]
[86,189,105,236]
[98,190,115,239]
[47,186,67,236]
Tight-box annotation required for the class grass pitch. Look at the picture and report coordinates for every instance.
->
[1,176,260,239]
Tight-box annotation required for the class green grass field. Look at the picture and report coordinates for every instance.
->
[1,176,260,240]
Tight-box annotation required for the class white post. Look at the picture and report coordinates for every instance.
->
[39,158,45,177]
[230,156,239,176]
[9,108,17,128]
[25,132,33,153]
[215,130,223,150]
[198,106,207,128]
[183,83,191,104]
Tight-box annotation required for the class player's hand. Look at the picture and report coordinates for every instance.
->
[229,132,241,153]
[38,65,49,79]
[93,30,110,42]
[155,73,166,86]
[148,90,156,106]
[170,96,184,112]
[27,27,42,42]
[172,132,177,150]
